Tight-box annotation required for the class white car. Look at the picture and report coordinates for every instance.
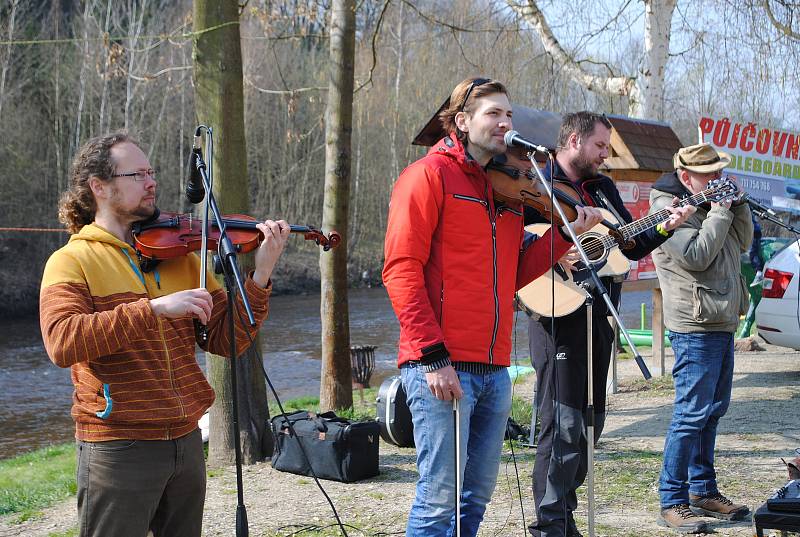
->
[756,240,800,349]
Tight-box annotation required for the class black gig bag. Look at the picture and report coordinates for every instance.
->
[270,410,380,483]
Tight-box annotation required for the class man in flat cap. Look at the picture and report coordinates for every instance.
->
[649,143,752,533]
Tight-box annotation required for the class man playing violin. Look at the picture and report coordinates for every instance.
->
[526,112,695,537]
[39,132,290,537]
[383,78,604,537]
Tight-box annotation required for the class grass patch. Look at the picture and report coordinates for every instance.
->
[47,528,78,537]
[617,373,674,396]
[0,444,77,520]
[616,346,653,361]
[269,388,379,422]
[510,394,533,430]
[592,449,662,510]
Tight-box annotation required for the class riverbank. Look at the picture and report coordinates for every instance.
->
[2,340,799,537]
[0,287,659,460]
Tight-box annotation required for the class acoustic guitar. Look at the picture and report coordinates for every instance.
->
[516,177,741,317]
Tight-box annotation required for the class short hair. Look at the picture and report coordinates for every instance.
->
[439,77,508,142]
[58,132,140,234]
[557,111,612,150]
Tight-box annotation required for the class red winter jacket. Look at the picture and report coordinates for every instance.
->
[383,134,571,368]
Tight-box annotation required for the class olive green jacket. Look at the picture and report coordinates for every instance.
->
[649,172,753,334]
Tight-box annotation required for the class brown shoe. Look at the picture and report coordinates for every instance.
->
[658,504,709,534]
[689,492,749,520]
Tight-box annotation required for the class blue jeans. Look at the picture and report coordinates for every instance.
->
[401,364,512,537]
[659,331,734,508]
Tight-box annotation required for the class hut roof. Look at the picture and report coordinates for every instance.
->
[412,103,681,173]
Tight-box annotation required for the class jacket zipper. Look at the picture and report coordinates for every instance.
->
[453,194,485,204]
[439,284,445,327]
[157,313,186,439]
[498,206,522,217]
[486,184,500,364]
[454,189,501,363]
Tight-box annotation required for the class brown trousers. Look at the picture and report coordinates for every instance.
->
[77,428,206,537]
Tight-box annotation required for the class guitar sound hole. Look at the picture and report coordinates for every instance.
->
[580,237,603,262]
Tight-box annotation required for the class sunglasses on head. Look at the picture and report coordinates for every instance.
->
[460,78,491,112]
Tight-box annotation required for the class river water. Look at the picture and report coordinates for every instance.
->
[0,287,651,459]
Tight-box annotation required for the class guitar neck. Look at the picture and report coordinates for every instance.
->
[617,189,713,240]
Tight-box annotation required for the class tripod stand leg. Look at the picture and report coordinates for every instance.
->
[586,295,595,537]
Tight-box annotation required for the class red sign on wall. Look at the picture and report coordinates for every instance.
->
[616,181,657,281]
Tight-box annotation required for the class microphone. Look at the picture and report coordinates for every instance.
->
[503,130,550,153]
[745,195,777,216]
[185,127,205,204]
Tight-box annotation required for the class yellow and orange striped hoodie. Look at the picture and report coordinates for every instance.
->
[39,223,270,442]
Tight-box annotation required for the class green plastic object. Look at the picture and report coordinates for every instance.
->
[618,329,671,348]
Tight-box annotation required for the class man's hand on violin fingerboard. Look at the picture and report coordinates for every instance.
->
[253,219,291,288]
[563,206,604,236]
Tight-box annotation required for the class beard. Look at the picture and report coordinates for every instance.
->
[570,151,599,181]
[109,186,156,221]
[470,132,505,159]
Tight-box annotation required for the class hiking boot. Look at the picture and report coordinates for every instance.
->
[658,504,710,534]
[689,492,750,520]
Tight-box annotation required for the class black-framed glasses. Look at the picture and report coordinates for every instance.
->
[112,168,157,181]
[460,77,491,112]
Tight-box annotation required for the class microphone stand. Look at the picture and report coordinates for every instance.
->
[526,152,651,537]
[197,125,211,298]
[192,127,255,537]
[750,206,800,235]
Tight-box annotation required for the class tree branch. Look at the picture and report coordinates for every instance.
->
[244,76,327,95]
[354,0,390,94]
[124,65,192,81]
[763,0,800,39]
[507,0,634,97]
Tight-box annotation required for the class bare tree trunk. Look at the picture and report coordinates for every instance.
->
[194,0,272,466]
[74,0,94,152]
[50,0,63,195]
[319,0,355,411]
[97,1,112,133]
[0,0,19,123]
[637,0,677,120]
[389,1,404,181]
[124,0,148,131]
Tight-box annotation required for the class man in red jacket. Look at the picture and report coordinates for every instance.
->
[382,77,603,537]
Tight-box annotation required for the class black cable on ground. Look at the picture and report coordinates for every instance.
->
[233,303,350,537]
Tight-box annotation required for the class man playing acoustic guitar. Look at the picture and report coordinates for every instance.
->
[525,112,695,537]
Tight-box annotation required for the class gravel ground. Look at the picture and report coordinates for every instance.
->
[3,339,799,537]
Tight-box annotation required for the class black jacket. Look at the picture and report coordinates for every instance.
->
[523,159,669,315]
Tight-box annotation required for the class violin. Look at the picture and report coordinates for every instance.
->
[486,153,617,231]
[131,211,341,261]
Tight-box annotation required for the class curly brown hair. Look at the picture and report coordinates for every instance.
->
[58,132,139,234]
[438,77,508,143]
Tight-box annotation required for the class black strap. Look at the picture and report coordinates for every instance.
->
[595,189,626,225]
